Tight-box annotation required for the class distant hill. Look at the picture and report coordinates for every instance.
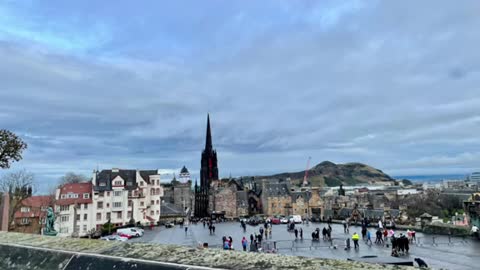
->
[258,161,394,187]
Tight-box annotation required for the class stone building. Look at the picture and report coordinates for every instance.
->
[163,172,193,214]
[11,195,54,234]
[262,180,292,216]
[210,180,241,219]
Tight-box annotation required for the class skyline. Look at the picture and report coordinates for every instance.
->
[1,1,480,193]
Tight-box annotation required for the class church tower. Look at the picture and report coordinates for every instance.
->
[194,114,219,218]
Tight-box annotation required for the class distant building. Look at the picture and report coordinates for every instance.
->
[179,166,191,182]
[11,195,53,234]
[464,192,480,227]
[195,114,219,218]
[468,172,480,182]
[55,169,164,237]
[55,182,94,237]
[162,171,193,214]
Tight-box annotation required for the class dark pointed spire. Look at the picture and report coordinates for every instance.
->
[205,113,212,150]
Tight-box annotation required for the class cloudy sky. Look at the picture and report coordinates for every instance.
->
[1,0,480,192]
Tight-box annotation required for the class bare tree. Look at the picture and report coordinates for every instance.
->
[0,130,28,169]
[58,172,89,186]
[0,170,34,227]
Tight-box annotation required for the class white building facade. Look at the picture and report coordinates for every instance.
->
[55,169,164,237]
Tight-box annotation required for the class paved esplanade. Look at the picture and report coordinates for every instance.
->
[131,222,480,270]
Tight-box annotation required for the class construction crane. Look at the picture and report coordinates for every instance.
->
[303,157,311,186]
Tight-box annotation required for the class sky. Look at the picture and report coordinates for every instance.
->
[1,0,480,193]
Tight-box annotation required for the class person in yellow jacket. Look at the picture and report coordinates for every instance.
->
[352,232,360,249]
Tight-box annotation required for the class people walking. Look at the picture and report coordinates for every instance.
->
[352,232,360,249]
[300,228,303,239]
[294,228,298,239]
[366,230,372,246]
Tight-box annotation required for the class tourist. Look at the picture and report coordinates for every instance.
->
[344,238,351,250]
[322,227,327,240]
[259,227,264,237]
[269,226,272,237]
[185,226,188,234]
[411,230,416,242]
[378,220,383,229]
[343,220,347,233]
[250,234,254,243]
[352,232,360,249]
[366,230,372,246]
[327,226,332,241]
[361,226,367,239]
[294,228,298,239]
[391,235,397,254]
[375,229,383,244]
[203,220,206,228]
[471,225,479,238]
[265,227,268,239]
[212,225,216,234]
[209,225,213,235]
[300,228,303,239]
[228,236,233,249]
[398,234,405,253]
[242,237,248,251]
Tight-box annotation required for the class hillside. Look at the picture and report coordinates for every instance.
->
[259,161,394,187]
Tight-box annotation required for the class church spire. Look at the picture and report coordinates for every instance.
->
[205,113,213,150]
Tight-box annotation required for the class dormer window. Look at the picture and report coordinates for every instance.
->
[126,181,133,186]
[114,180,122,186]
[140,182,144,186]
[99,182,106,187]
[21,207,30,213]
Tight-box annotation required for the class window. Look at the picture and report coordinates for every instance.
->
[96,213,101,221]
[156,210,159,215]
[156,200,159,205]
[140,182,144,186]
[305,209,308,214]
[84,203,88,209]
[59,205,69,211]
[106,203,110,208]
[75,225,80,232]
[76,214,80,221]
[106,213,111,220]
[83,193,90,199]
[150,210,154,216]
[150,189,155,196]
[84,214,87,221]
[140,201,144,207]
[83,225,87,232]
[128,200,133,207]
[99,181,106,187]
[150,200,154,205]
[117,212,122,219]
[127,211,132,218]
[99,192,104,197]
[20,207,30,213]
[114,180,122,186]
[157,180,160,185]
[61,216,69,222]
[106,192,110,196]
[113,202,122,208]
[61,194,66,199]
[21,218,29,224]
[114,191,122,197]
[97,202,103,209]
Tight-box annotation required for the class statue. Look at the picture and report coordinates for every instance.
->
[43,207,58,236]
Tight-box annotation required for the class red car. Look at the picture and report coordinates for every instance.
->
[116,232,133,239]
[271,216,282,224]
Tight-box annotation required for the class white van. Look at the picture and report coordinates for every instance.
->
[117,228,144,237]
[289,215,302,224]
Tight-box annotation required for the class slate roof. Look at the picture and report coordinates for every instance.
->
[180,166,189,174]
[94,169,159,191]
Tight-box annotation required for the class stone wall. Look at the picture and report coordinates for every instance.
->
[0,232,414,270]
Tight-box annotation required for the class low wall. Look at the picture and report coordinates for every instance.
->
[0,232,415,270]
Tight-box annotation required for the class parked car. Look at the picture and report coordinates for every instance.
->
[271,215,282,224]
[117,228,144,237]
[116,232,133,239]
[289,215,302,224]
[165,222,174,228]
[100,235,128,241]
[280,216,289,224]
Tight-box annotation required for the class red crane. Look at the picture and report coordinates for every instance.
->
[303,157,311,186]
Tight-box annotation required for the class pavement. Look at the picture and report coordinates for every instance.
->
[131,221,480,270]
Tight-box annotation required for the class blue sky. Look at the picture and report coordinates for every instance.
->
[1,0,480,193]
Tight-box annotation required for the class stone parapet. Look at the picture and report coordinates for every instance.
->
[0,232,415,270]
